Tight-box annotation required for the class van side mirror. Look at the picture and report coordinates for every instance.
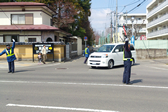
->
[115,49,119,52]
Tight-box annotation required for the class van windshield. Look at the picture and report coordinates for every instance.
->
[97,45,115,52]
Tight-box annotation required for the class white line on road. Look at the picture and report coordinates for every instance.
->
[6,104,119,112]
[1,80,168,89]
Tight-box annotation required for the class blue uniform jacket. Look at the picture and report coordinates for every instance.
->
[124,41,132,58]
[83,48,90,58]
[0,42,17,62]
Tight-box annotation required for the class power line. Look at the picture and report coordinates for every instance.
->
[124,0,146,14]
[120,0,141,12]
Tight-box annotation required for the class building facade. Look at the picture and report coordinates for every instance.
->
[0,2,70,43]
[119,14,147,41]
[147,0,168,40]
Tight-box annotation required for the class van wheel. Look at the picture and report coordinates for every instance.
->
[108,60,114,69]
[131,59,135,66]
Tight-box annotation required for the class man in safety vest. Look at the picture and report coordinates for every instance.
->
[0,39,16,73]
[83,45,90,64]
[123,38,133,85]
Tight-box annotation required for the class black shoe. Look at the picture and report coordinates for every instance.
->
[126,82,133,85]
[12,72,14,73]
[123,82,126,84]
[8,71,11,73]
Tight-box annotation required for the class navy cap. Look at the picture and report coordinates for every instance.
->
[6,44,10,47]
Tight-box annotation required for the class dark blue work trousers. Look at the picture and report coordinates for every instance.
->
[123,59,132,84]
[8,61,15,72]
[84,57,88,63]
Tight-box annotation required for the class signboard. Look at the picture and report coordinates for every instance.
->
[131,36,135,46]
[84,36,88,41]
[32,43,54,62]
[32,43,54,54]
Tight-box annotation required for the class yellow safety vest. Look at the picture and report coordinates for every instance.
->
[85,48,88,54]
[6,48,15,57]
[123,49,132,61]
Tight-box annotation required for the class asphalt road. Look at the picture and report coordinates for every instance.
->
[0,57,168,112]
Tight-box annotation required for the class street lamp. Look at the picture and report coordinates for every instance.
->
[131,16,135,36]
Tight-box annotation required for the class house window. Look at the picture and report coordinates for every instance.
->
[11,14,33,25]
[28,38,36,42]
[54,36,57,42]
[50,19,53,26]
[3,35,19,42]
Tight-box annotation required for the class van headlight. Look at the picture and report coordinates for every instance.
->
[102,54,108,58]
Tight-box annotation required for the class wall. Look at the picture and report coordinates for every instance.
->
[0,11,42,25]
[77,37,82,55]
[0,44,65,62]
[0,31,41,42]
[136,49,167,59]
[41,31,54,42]
[42,12,52,26]
[0,7,53,25]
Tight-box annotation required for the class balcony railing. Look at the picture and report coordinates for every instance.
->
[139,28,146,33]
[120,20,146,25]
[147,14,168,28]
[147,28,168,38]
[147,0,168,18]
[122,28,146,33]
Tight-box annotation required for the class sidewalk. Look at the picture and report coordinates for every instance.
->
[0,60,55,69]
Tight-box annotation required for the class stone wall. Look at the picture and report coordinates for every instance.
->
[136,49,167,59]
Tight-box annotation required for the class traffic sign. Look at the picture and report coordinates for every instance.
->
[84,36,88,41]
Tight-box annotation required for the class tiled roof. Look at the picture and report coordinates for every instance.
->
[0,2,46,6]
[0,25,59,31]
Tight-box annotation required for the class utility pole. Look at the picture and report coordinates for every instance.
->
[126,10,127,33]
[110,12,113,43]
[108,11,114,43]
[115,0,118,43]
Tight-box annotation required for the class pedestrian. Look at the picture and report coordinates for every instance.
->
[41,45,47,64]
[0,39,16,73]
[83,45,90,64]
[38,52,42,64]
[123,38,133,85]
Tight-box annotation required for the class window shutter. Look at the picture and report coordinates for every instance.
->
[25,14,33,25]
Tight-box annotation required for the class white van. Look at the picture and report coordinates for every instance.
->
[87,43,136,69]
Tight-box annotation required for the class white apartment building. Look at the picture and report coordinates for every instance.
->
[119,14,147,41]
[0,2,70,43]
[147,0,168,40]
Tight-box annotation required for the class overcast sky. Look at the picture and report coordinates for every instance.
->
[90,0,153,32]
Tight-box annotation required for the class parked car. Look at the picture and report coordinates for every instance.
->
[87,43,136,69]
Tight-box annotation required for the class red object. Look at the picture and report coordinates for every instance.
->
[0,25,59,31]
[123,25,127,36]
[140,35,147,40]
[0,2,45,6]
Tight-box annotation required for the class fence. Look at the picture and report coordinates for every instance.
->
[135,40,168,49]
[134,40,168,58]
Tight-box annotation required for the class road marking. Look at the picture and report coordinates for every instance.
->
[6,104,119,112]
[147,66,168,70]
[1,80,168,89]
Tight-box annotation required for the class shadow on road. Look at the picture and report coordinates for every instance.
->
[89,63,141,70]
[131,79,143,84]
[15,70,35,73]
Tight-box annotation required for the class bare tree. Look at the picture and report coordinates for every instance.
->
[51,0,77,28]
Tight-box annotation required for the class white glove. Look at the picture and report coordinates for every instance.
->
[12,39,15,42]
[125,38,129,41]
